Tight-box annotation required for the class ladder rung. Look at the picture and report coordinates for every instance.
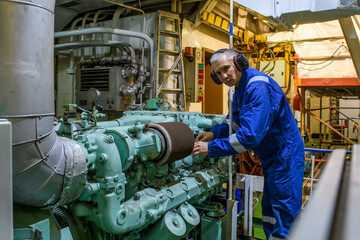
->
[159,68,181,74]
[160,88,183,93]
[160,14,179,21]
[159,49,180,56]
[160,29,180,37]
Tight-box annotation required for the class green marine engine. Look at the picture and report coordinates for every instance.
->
[15,107,229,240]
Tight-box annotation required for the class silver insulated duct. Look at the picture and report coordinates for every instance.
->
[0,0,87,207]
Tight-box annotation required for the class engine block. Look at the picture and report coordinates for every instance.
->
[54,110,229,239]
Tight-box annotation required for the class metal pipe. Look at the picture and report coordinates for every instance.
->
[303,177,320,181]
[228,0,234,202]
[310,152,315,197]
[94,10,114,24]
[105,0,146,61]
[305,158,328,163]
[112,7,126,29]
[119,63,146,95]
[267,36,344,44]
[110,7,127,57]
[54,27,154,77]
[93,10,115,57]
[227,2,237,240]
[305,148,352,154]
[320,96,322,149]
[56,41,137,62]
[81,12,96,58]
[0,0,87,207]
[299,55,351,60]
[69,17,84,104]
[307,107,360,111]
[55,40,136,54]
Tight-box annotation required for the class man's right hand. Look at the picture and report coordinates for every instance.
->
[195,132,215,142]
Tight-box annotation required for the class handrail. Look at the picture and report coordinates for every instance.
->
[304,147,352,197]
[305,148,352,154]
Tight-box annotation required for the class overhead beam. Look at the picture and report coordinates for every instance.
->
[339,17,360,83]
[193,0,218,27]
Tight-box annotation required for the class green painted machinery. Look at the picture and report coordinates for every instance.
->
[46,108,229,239]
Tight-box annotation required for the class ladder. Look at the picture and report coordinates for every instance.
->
[155,11,186,109]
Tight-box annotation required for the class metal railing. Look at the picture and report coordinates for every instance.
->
[304,148,352,197]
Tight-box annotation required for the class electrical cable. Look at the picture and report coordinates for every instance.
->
[298,58,336,71]
[260,44,289,74]
[262,47,276,74]
[297,44,349,66]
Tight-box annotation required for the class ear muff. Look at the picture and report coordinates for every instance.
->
[233,54,249,72]
[210,49,248,85]
[211,71,223,85]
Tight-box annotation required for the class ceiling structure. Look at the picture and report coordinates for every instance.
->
[54,0,360,97]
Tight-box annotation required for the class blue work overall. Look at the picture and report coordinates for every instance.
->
[208,68,304,239]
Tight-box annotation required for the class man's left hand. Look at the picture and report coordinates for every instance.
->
[193,141,208,156]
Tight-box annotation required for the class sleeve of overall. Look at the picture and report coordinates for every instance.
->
[208,83,272,158]
[210,119,230,139]
[210,99,240,139]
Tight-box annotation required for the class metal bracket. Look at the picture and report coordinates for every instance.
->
[235,173,264,237]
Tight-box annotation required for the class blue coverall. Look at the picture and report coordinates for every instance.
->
[208,68,304,239]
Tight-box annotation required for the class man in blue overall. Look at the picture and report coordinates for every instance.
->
[193,49,304,239]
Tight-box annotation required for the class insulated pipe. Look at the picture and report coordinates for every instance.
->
[62,40,136,59]
[119,63,146,95]
[81,12,96,58]
[55,40,136,57]
[54,27,155,97]
[69,17,84,104]
[105,0,146,61]
[111,7,127,57]
[54,27,153,68]
[97,115,176,128]
[0,0,87,207]
[93,10,116,57]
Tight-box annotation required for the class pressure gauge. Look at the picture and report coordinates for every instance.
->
[87,88,101,103]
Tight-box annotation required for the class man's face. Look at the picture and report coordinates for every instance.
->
[212,54,242,87]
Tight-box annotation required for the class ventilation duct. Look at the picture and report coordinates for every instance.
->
[0,0,87,207]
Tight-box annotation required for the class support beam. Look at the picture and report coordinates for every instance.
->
[339,17,360,83]
[193,0,218,27]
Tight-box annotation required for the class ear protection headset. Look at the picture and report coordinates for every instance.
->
[210,49,249,85]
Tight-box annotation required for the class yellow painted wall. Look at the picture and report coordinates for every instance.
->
[182,20,230,115]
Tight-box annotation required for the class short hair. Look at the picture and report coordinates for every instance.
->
[210,49,238,66]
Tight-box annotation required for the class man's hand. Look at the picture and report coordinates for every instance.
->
[193,141,209,156]
[195,132,215,142]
